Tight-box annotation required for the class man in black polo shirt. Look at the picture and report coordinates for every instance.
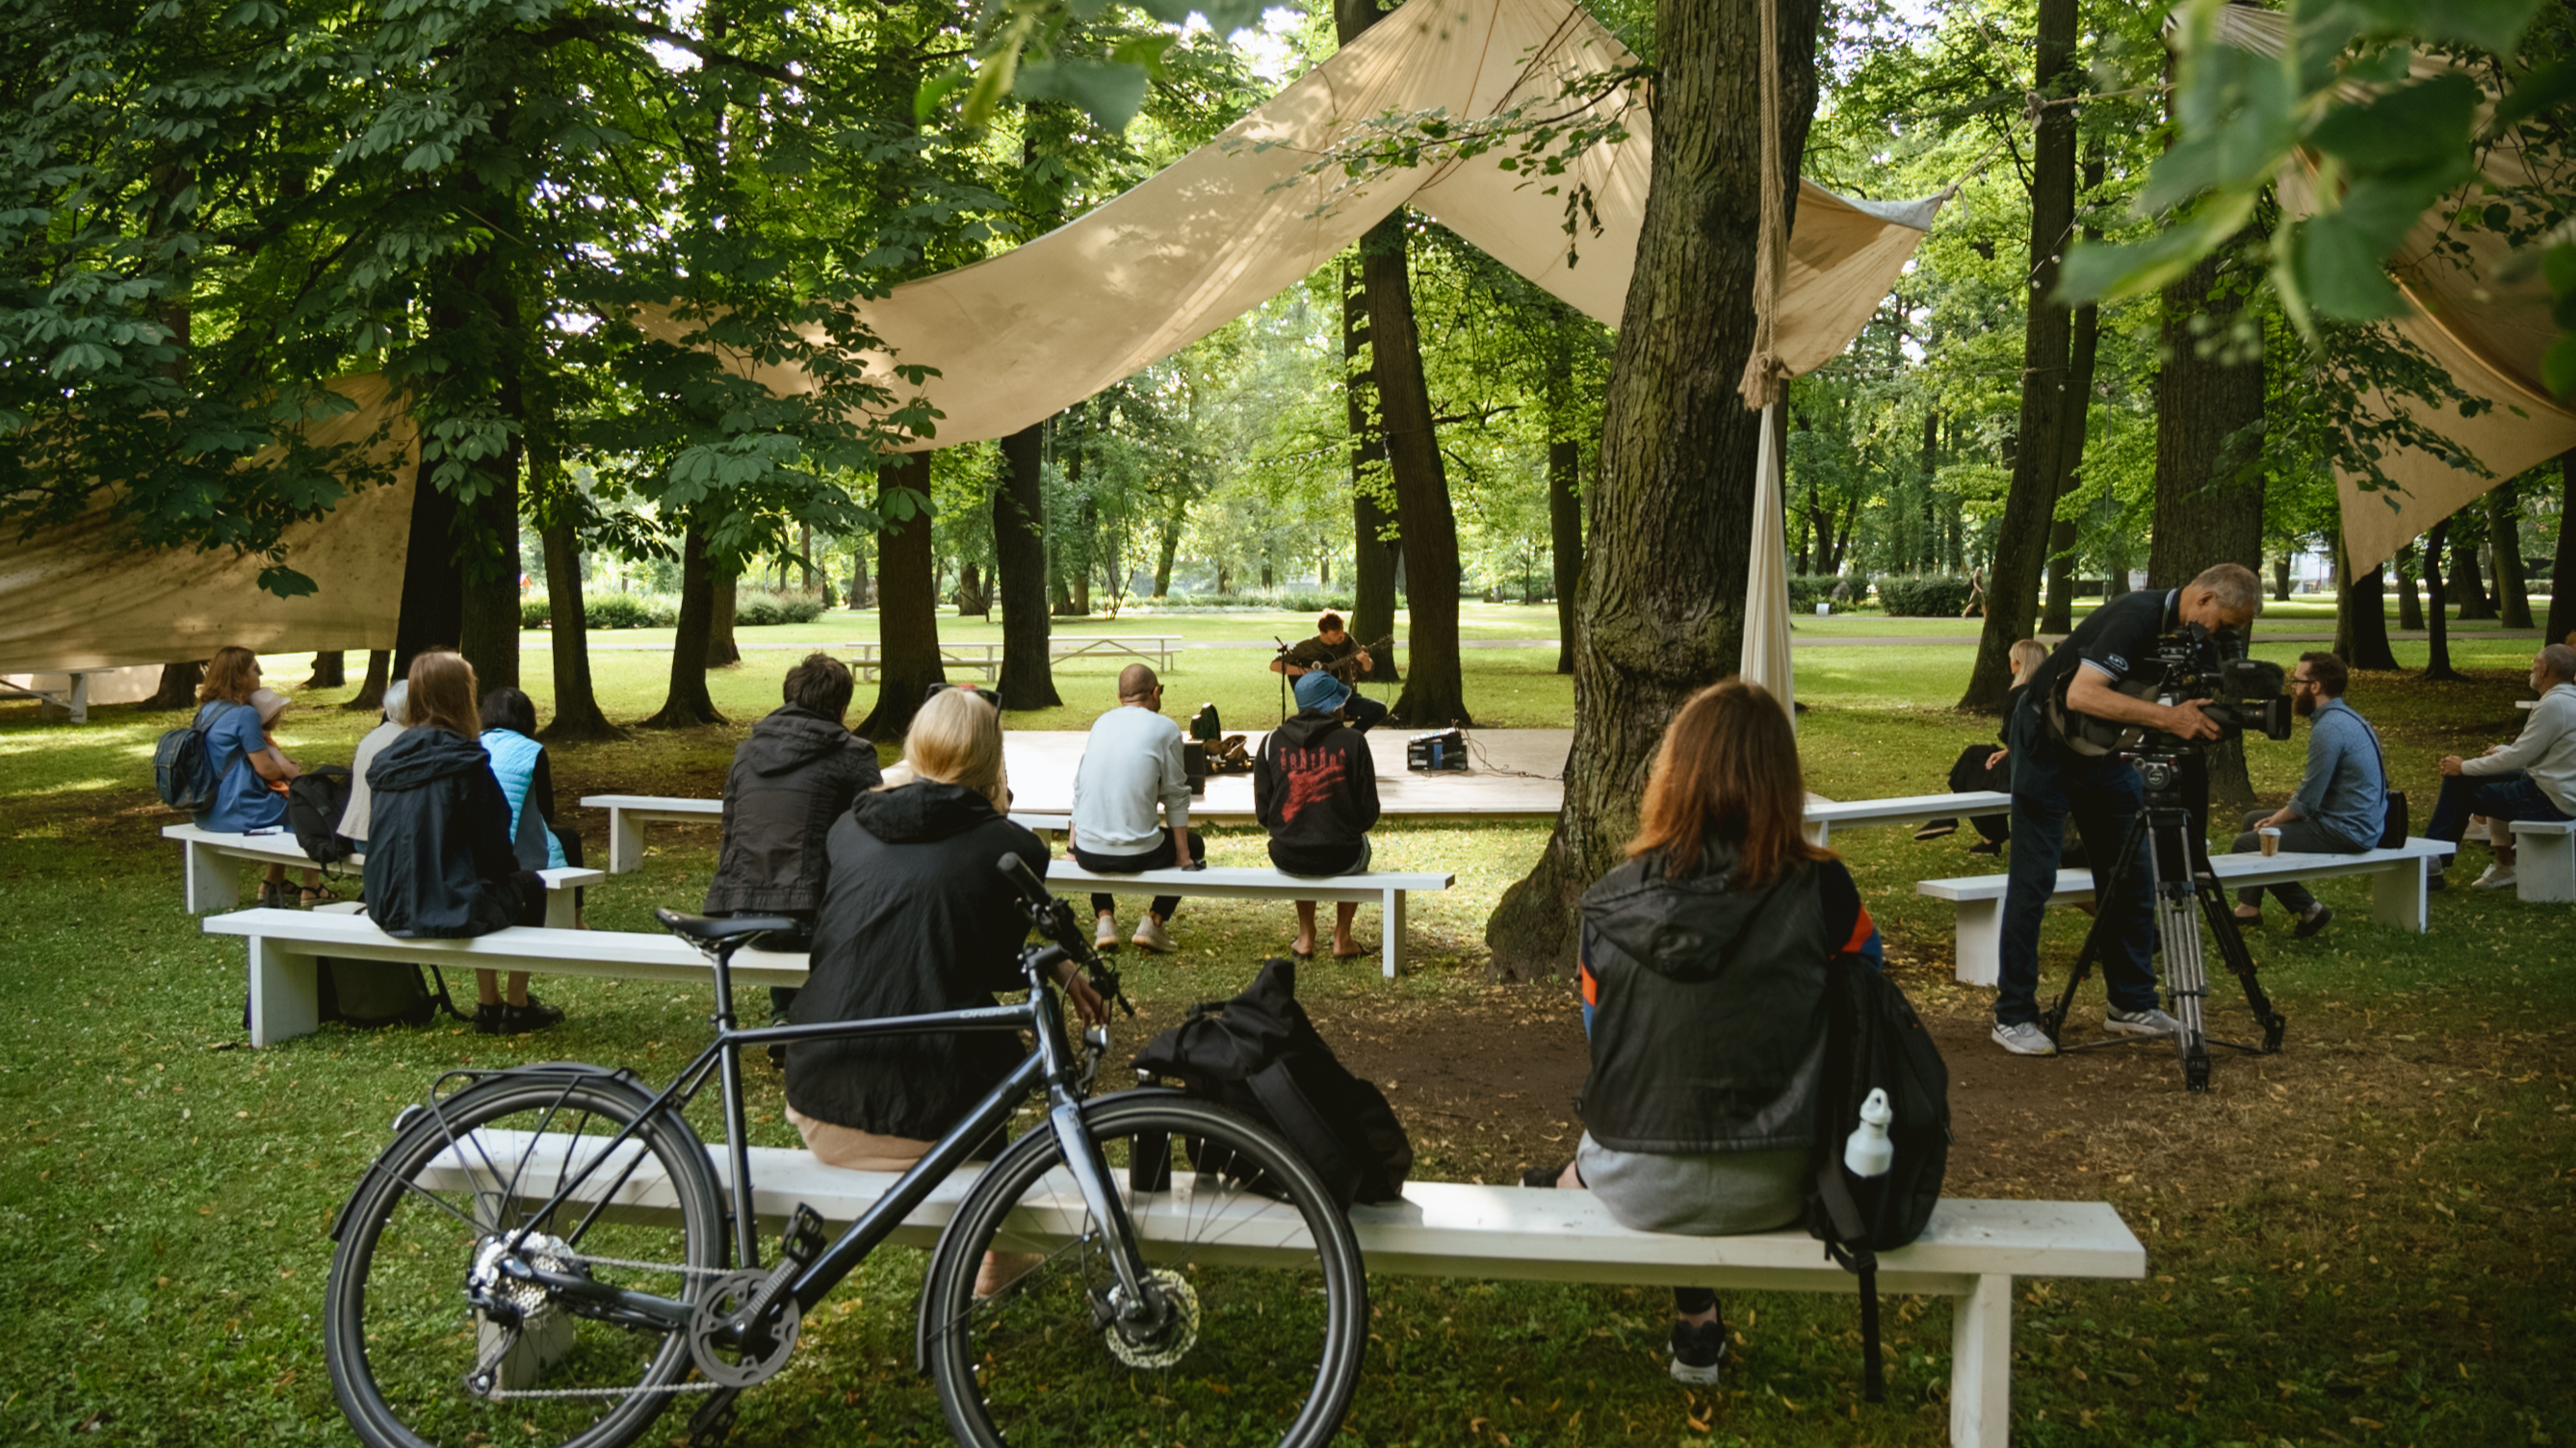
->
[1991,563,2263,1057]
[1270,612,1390,733]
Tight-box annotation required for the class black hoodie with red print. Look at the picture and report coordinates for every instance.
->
[1254,708,1381,875]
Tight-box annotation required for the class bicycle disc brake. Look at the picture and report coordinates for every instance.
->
[1097,1269,1199,1370]
[688,1271,801,1388]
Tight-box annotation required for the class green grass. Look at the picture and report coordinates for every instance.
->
[2,629,2570,1445]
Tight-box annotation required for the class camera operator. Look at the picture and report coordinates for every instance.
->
[1990,563,2263,1057]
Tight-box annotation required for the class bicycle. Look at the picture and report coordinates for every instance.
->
[321,855,1367,1448]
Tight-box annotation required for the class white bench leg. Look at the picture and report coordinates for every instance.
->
[1382,890,1404,979]
[608,811,644,874]
[1803,819,1831,847]
[2370,860,2428,932]
[544,883,580,929]
[2515,829,2576,903]
[248,935,320,1047]
[1950,1273,2013,1448]
[67,672,89,725]
[1952,898,2002,987]
[185,840,239,914]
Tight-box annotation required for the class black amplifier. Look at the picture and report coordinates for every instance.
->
[1406,729,1470,772]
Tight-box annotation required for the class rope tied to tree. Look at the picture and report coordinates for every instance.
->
[1737,0,1789,412]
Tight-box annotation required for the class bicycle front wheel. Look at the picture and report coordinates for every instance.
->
[924,1093,1367,1448]
[324,1072,727,1448]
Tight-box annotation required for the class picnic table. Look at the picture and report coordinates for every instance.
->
[1048,634,1180,672]
[0,667,124,723]
[846,641,1002,683]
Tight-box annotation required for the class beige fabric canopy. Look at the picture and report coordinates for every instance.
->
[0,375,417,673]
[642,0,1941,450]
[2211,7,2576,578]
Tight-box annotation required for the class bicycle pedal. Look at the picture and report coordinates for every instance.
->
[781,1203,826,1267]
[686,1389,740,1447]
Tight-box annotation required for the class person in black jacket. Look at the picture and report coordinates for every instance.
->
[1253,685,1381,960]
[1527,679,1882,1388]
[362,651,562,1035]
[706,653,881,1025]
[785,687,1106,1296]
[1915,638,2049,851]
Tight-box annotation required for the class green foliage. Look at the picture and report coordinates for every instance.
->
[732,586,829,627]
[580,592,678,631]
[1147,588,1358,613]
[1875,575,1976,617]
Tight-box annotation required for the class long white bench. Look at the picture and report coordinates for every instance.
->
[1048,862,1452,977]
[165,823,602,925]
[2509,818,2576,902]
[1804,790,2012,845]
[1922,839,2451,985]
[582,794,1070,873]
[428,1130,2143,1447]
[202,908,807,1046]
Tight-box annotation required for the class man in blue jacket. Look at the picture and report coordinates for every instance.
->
[2226,652,2386,937]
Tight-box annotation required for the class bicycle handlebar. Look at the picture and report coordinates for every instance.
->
[996,854,1134,1018]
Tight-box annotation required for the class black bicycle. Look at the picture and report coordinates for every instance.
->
[321,856,1367,1448]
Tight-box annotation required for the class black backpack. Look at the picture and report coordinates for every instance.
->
[1132,958,1412,1209]
[318,957,470,1029]
[154,707,231,813]
[287,764,358,868]
[1804,953,1952,1402]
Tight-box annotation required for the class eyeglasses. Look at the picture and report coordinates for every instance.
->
[2290,677,2319,690]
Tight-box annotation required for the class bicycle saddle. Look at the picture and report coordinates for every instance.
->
[656,909,802,944]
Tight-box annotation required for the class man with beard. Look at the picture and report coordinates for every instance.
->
[2225,652,2388,938]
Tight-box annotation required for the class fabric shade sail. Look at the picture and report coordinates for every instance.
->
[638,0,1941,452]
[2211,7,2576,578]
[0,374,417,673]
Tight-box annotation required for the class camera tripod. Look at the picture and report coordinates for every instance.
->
[2039,749,2285,1092]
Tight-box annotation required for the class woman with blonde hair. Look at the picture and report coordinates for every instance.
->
[1916,636,2054,852]
[1526,679,1883,1387]
[188,645,309,906]
[360,651,561,1034]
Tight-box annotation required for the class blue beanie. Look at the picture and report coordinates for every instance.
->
[1293,668,1352,714]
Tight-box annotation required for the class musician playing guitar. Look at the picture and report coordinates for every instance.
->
[1269,611,1391,733]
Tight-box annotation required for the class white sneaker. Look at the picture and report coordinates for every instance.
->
[2105,1006,2182,1038]
[1093,913,1120,951]
[1991,1021,2057,1056]
[1132,915,1173,954]
[2471,864,2518,891]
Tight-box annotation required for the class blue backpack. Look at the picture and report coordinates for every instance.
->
[154,705,232,813]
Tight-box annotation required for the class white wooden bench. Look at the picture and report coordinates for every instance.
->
[581,794,1069,873]
[1048,862,1452,977]
[200,907,808,1046]
[1921,839,2450,985]
[0,666,121,723]
[1804,790,2012,846]
[428,1130,2144,1448]
[2508,818,2576,902]
[165,823,602,924]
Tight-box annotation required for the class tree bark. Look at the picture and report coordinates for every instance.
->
[347,650,391,711]
[1342,257,1401,682]
[146,661,205,711]
[642,524,724,727]
[2039,294,2101,634]
[393,453,466,678]
[537,520,619,739]
[2422,517,2464,682]
[305,652,346,689]
[856,452,948,740]
[1485,0,1823,979]
[1359,211,1468,726]
[705,570,741,667]
[1153,503,1183,598]
[992,424,1059,709]
[2550,450,2576,645]
[1549,437,1583,675]
[1960,0,2079,709]
[2335,536,2401,670]
[2397,544,2425,631]
[2488,481,2534,630]
[2144,248,2266,591]
[2451,521,2494,620]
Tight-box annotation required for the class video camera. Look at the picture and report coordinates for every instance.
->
[2050,623,2291,759]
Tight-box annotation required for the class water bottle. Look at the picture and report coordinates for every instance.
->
[1842,1087,1894,1179]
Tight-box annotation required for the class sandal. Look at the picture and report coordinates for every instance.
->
[257,880,291,910]
[1332,944,1371,961]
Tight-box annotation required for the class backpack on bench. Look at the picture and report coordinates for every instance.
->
[286,764,358,870]
[1804,952,1952,1403]
[1132,958,1412,1209]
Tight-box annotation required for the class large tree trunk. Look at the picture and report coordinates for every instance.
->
[642,525,724,727]
[2335,536,2401,669]
[705,570,741,667]
[1362,211,1470,726]
[305,652,346,689]
[992,424,1059,709]
[1959,0,2079,710]
[2397,544,2425,631]
[1341,257,1401,682]
[2039,294,2102,634]
[145,661,204,711]
[856,452,948,740]
[537,520,619,739]
[2422,516,2464,681]
[2550,450,2576,644]
[347,650,391,711]
[1485,0,1823,979]
[2488,482,2534,630]
[2451,521,2494,619]
[393,454,466,678]
[1549,436,1583,675]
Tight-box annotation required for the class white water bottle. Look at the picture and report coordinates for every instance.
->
[1843,1088,1894,1179]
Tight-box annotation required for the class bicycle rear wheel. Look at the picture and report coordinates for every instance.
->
[924,1093,1367,1448]
[324,1072,726,1448]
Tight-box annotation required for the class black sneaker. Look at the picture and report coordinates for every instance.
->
[472,1001,506,1036]
[1518,1163,1569,1189]
[499,996,564,1035]
[2293,903,2335,940]
[1669,1317,1727,1385]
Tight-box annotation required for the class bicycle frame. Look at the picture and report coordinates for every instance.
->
[482,930,1155,1340]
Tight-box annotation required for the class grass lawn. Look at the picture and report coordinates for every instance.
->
[1,622,2569,1445]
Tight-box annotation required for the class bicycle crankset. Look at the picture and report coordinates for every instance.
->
[688,1271,802,1387]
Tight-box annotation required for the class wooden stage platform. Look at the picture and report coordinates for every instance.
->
[1002,728,1568,825]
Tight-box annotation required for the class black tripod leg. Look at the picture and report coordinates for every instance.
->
[2196,877,2286,1052]
[2041,813,2152,1046]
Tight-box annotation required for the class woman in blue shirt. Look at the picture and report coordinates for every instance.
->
[191,646,306,907]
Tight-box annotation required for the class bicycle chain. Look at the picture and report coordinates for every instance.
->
[463,1250,735,1401]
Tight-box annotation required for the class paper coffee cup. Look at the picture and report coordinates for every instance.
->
[2258,827,2281,857]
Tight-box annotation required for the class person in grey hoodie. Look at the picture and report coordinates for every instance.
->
[2427,643,2576,891]
[706,654,882,1022]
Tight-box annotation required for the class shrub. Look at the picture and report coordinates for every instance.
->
[1876,575,1974,617]
[1137,589,1359,614]
[1787,574,1872,612]
[583,592,678,630]
[521,594,551,629]
[733,586,827,626]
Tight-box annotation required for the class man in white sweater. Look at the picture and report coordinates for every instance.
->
[2427,644,2576,890]
[1070,664,1203,952]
